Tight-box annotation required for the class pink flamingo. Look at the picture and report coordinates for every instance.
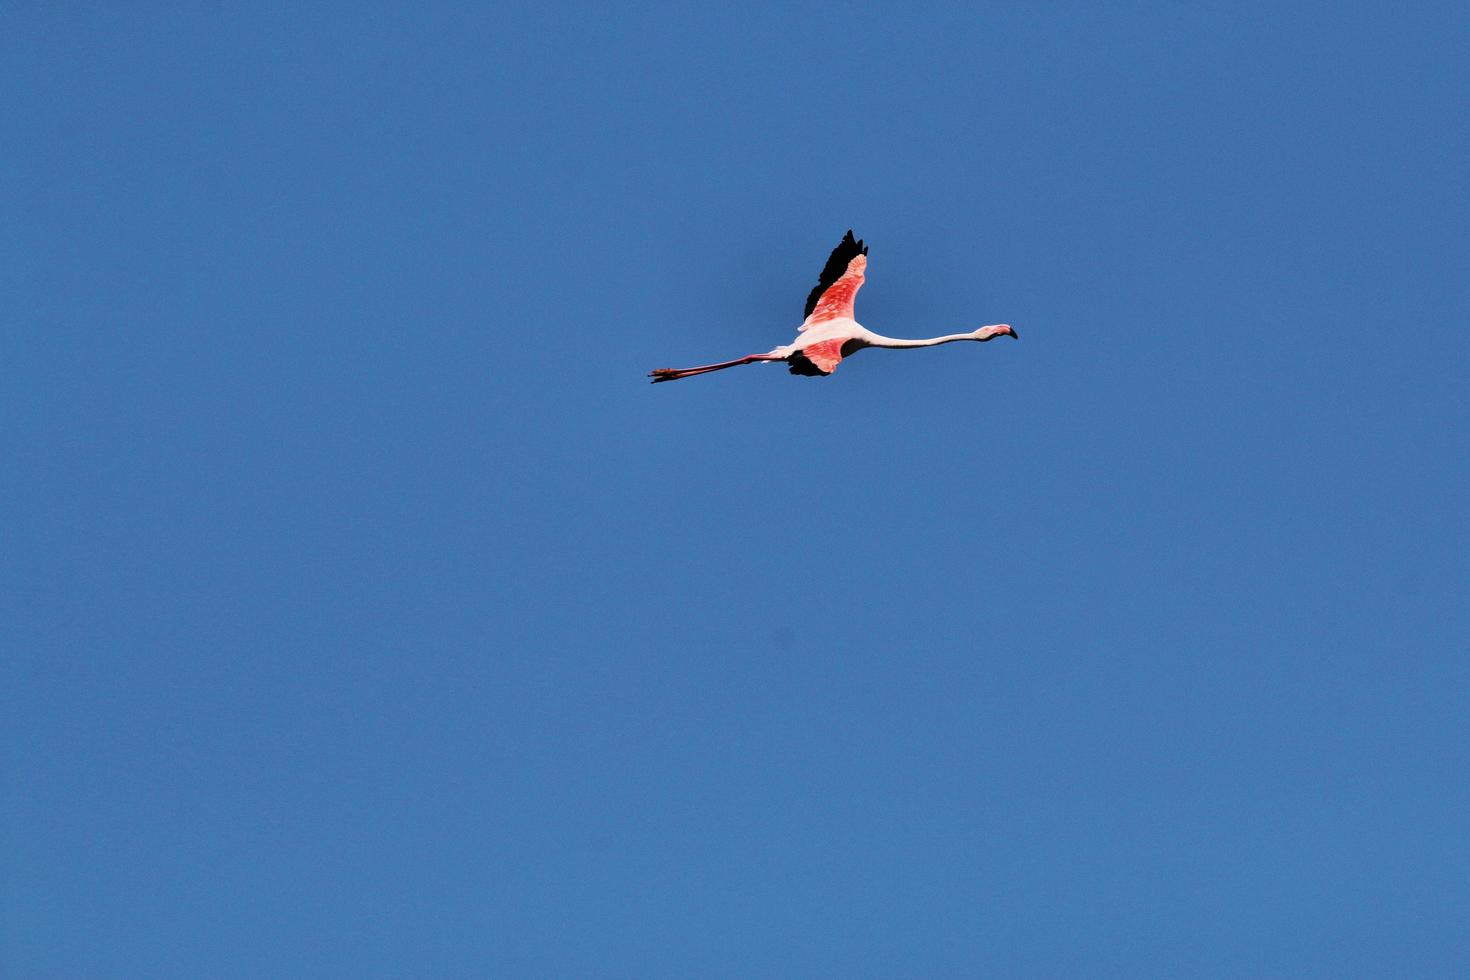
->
[649,230,1016,383]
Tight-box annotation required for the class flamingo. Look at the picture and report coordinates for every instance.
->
[649,230,1016,383]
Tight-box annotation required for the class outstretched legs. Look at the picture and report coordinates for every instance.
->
[648,353,782,383]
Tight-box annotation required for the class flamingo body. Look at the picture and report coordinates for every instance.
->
[649,231,1016,383]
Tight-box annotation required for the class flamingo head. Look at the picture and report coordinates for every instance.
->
[976,323,1018,341]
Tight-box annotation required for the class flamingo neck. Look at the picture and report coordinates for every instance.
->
[864,331,979,349]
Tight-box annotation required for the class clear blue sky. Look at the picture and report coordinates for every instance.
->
[4,3,1467,976]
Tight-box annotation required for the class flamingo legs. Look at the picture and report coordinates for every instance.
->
[648,353,781,383]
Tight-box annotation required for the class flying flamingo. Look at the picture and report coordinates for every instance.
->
[649,230,1016,383]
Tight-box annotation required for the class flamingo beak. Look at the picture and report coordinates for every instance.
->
[1007,326,1019,339]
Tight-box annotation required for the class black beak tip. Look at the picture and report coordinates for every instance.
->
[1009,327,1020,339]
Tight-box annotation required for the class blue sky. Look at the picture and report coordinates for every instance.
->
[4,3,1467,976]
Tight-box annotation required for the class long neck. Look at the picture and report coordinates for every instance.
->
[864,331,978,349]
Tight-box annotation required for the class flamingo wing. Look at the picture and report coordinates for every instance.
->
[800,230,868,330]
[785,338,847,375]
